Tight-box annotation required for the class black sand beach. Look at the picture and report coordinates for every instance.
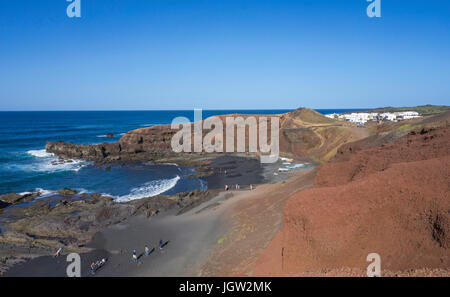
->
[2,155,313,277]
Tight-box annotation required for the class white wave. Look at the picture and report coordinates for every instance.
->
[119,133,126,136]
[20,149,90,173]
[34,188,55,198]
[27,149,54,158]
[77,188,89,194]
[115,176,180,202]
[97,135,108,138]
[30,158,88,173]
[160,162,179,167]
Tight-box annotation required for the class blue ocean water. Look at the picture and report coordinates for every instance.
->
[0,109,363,199]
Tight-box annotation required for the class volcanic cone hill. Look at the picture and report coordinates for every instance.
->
[254,112,450,276]
[46,108,368,163]
[278,108,367,160]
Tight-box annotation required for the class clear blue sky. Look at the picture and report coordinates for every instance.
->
[0,0,449,110]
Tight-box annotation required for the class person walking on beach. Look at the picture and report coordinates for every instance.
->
[159,240,164,250]
[90,262,96,275]
[145,245,150,256]
[225,184,229,191]
[132,249,138,262]
[54,247,62,258]
[250,184,253,191]
[100,258,107,266]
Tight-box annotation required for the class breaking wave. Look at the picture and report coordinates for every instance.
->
[25,149,88,173]
[27,149,54,158]
[34,188,55,198]
[115,175,180,202]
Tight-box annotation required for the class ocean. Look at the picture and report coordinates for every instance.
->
[0,109,364,200]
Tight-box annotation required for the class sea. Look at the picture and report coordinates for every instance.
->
[0,109,364,201]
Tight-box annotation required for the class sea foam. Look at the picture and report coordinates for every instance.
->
[34,188,55,197]
[27,149,54,158]
[115,175,180,202]
[26,149,88,173]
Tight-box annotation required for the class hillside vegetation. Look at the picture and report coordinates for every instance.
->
[362,104,450,116]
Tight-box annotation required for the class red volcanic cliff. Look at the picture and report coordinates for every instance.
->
[254,124,450,276]
[315,127,450,187]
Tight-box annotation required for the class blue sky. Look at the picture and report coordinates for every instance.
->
[0,0,449,110]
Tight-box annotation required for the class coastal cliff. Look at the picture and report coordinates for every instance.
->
[46,108,367,163]
[253,113,450,276]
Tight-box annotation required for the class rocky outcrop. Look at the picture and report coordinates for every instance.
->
[0,189,218,258]
[0,200,10,210]
[45,123,188,163]
[57,188,78,196]
[46,108,367,163]
[0,192,41,205]
[45,141,124,163]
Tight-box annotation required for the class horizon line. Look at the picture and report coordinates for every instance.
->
[0,108,373,112]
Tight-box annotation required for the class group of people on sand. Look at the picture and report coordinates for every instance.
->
[90,258,107,275]
[53,239,167,276]
[224,184,254,191]
[132,240,165,263]
[54,246,107,276]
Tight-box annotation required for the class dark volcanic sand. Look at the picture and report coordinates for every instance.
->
[203,154,299,189]
[3,249,109,277]
[2,155,308,277]
[3,193,232,277]
[203,155,263,189]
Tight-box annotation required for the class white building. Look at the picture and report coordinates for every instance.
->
[326,111,421,125]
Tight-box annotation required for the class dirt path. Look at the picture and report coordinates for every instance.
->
[199,167,318,276]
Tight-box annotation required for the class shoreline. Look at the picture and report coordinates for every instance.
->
[1,155,315,276]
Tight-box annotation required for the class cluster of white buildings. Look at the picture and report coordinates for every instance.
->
[325,111,421,125]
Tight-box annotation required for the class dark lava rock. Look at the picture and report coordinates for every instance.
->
[106,133,114,138]
[0,193,40,205]
[0,189,219,266]
[57,188,78,196]
[0,200,10,209]
[0,193,21,204]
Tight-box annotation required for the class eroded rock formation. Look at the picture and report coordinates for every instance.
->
[46,108,367,163]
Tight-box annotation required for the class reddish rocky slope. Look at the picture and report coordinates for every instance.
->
[254,123,450,276]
